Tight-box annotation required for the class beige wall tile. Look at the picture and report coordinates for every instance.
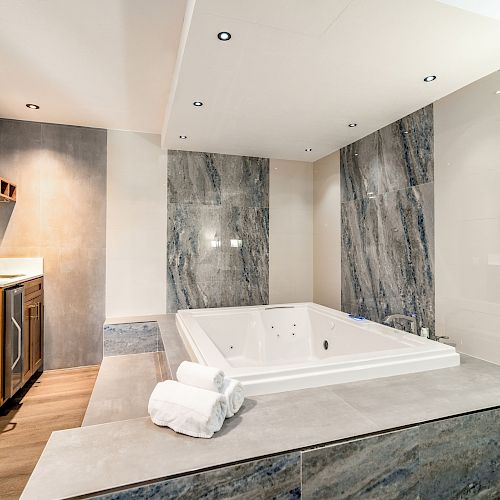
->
[435,70,500,364]
[269,159,313,304]
[313,151,341,309]
[0,119,106,369]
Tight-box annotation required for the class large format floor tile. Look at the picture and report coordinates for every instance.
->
[82,352,166,427]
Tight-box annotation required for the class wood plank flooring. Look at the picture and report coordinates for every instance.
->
[0,365,99,500]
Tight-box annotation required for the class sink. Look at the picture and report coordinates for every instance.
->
[0,274,25,278]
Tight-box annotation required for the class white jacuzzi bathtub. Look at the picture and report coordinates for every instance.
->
[176,303,460,396]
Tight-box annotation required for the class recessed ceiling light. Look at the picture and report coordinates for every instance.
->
[193,101,203,107]
[423,75,437,82]
[305,148,312,152]
[179,135,187,139]
[217,31,231,41]
[26,103,39,109]
[496,90,500,94]
[348,123,357,127]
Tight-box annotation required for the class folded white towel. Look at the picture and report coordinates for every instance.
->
[148,380,227,438]
[222,377,244,418]
[176,361,225,393]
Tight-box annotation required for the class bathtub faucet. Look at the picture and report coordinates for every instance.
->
[383,314,417,335]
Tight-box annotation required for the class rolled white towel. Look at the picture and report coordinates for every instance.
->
[176,361,225,393]
[148,380,227,438]
[222,377,244,418]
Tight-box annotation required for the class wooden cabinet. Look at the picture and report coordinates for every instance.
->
[22,278,44,383]
[1,277,43,404]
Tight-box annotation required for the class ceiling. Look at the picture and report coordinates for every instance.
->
[0,0,186,133]
[0,0,499,161]
[163,0,500,161]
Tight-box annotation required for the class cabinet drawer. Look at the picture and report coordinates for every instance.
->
[25,277,43,301]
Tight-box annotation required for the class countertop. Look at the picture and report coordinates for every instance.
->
[0,272,43,288]
[0,257,44,288]
[21,314,500,500]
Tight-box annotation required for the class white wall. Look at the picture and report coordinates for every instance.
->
[106,131,167,318]
[313,151,341,309]
[435,70,500,364]
[269,159,313,303]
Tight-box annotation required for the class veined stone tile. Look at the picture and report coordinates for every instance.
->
[378,104,433,193]
[341,198,380,313]
[378,183,434,331]
[216,154,269,208]
[220,206,269,282]
[167,203,223,285]
[340,131,379,202]
[340,105,435,334]
[418,408,500,500]
[302,428,419,499]
[167,150,221,205]
[167,150,269,312]
[167,279,223,313]
[103,322,160,356]
[93,452,301,499]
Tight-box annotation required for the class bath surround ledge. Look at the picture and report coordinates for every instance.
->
[21,315,500,499]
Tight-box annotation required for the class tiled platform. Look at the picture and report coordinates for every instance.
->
[21,315,500,499]
[82,352,167,427]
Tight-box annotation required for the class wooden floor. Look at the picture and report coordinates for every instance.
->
[0,365,99,500]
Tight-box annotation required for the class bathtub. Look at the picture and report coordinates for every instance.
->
[176,303,460,396]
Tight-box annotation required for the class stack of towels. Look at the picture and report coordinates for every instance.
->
[148,361,244,439]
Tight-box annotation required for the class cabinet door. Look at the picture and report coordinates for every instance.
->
[23,299,36,382]
[31,296,43,372]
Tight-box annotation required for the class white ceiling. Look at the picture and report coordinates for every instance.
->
[0,0,499,161]
[0,0,186,133]
[436,0,500,21]
[163,0,500,161]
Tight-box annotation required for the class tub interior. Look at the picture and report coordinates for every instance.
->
[195,306,414,368]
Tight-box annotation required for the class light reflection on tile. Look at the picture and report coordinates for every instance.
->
[167,151,269,312]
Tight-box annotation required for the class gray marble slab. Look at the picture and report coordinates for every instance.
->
[340,105,435,333]
[167,202,223,285]
[341,197,380,321]
[167,150,222,205]
[167,150,269,313]
[103,322,161,356]
[378,182,434,331]
[341,131,379,202]
[419,408,500,499]
[216,154,269,208]
[378,104,433,193]
[302,428,419,499]
[93,452,300,500]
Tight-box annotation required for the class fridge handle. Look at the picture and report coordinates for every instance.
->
[11,317,22,370]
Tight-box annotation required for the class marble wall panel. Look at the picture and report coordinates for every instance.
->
[379,105,433,193]
[341,105,435,333]
[167,150,221,205]
[167,151,269,312]
[341,132,379,202]
[94,452,301,499]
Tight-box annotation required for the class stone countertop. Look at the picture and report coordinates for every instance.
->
[0,272,43,288]
[0,257,44,288]
[21,315,500,500]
